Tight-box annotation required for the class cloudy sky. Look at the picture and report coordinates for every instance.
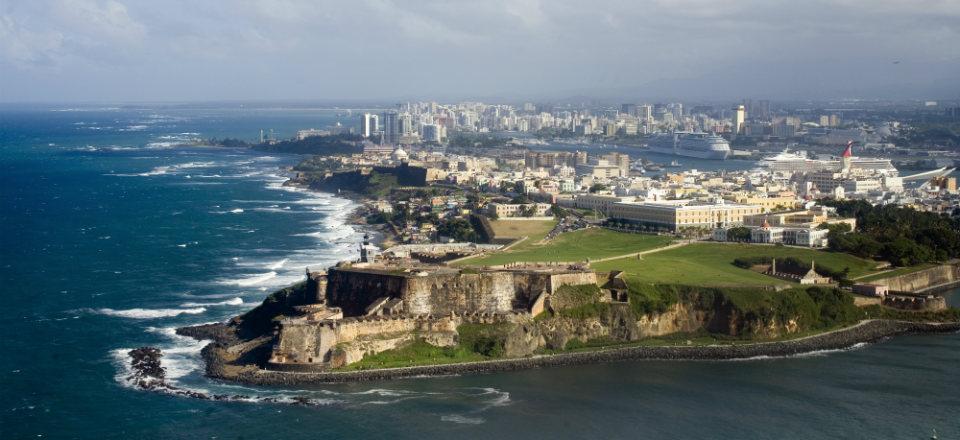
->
[1,0,958,102]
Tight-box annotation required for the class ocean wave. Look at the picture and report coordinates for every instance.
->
[109,160,219,177]
[441,415,485,425]
[106,166,170,177]
[266,258,288,270]
[179,297,243,307]
[295,228,355,241]
[94,307,207,319]
[722,342,871,362]
[217,271,277,287]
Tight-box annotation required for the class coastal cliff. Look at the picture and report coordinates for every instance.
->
[170,269,958,384]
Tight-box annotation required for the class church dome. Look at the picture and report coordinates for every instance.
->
[392,147,408,161]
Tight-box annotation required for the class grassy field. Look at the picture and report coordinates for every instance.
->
[855,263,939,282]
[592,243,881,287]
[488,219,557,242]
[462,228,674,267]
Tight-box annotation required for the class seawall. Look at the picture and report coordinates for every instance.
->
[874,262,960,293]
[207,319,960,385]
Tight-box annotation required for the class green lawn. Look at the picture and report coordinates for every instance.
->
[592,243,881,287]
[487,219,557,254]
[462,228,675,267]
[855,263,939,282]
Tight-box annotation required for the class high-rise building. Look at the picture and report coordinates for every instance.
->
[829,114,841,127]
[383,111,399,144]
[620,103,638,116]
[398,113,414,136]
[756,100,770,120]
[421,124,441,143]
[360,113,379,138]
[639,105,653,123]
[733,105,746,135]
[668,103,683,121]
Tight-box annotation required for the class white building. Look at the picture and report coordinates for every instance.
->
[360,113,379,138]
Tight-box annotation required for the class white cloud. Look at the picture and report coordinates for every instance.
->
[0,0,957,101]
[0,14,66,68]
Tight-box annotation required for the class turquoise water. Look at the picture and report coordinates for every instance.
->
[1,106,958,439]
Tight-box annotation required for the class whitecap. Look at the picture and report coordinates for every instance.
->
[217,271,277,287]
[266,258,288,271]
[95,307,207,319]
[180,298,244,307]
[441,415,485,425]
[720,342,871,362]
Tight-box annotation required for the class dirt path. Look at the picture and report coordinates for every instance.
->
[588,240,692,263]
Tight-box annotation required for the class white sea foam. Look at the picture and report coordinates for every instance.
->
[477,387,512,407]
[441,415,485,425]
[266,258,288,270]
[95,307,207,319]
[218,271,277,287]
[229,208,244,214]
[722,342,871,362]
[180,297,243,307]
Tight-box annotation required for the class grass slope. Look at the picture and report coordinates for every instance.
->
[593,243,880,287]
[488,219,557,242]
[855,263,939,282]
[463,228,674,267]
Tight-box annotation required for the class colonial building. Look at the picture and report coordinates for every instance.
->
[607,199,762,232]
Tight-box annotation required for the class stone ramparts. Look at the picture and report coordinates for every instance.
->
[877,262,960,293]
[223,320,960,384]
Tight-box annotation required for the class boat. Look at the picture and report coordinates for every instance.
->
[646,132,731,160]
[667,160,682,168]
[758,145,898,175]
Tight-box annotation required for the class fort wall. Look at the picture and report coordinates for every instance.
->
[325,269,407,315]
[404,271,516,315]
[877,262,960,293]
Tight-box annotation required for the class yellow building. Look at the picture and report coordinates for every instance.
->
[729,194,800,213]
[608,200,762,231]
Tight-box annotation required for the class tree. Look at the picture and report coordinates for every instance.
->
[437,218,479,242]
[726,226,752,242]
[589,183,608,193]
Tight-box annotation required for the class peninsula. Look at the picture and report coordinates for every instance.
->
[161,104,960,385]
[171,230,960,385]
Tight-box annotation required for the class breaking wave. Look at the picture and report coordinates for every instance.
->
[94,307,207,319]
[217,271,277,287]
[179,297,243,307]
[722,342,871,362]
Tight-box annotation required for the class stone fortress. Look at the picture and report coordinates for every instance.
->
[267,235,598,370]
[265,235,958,372]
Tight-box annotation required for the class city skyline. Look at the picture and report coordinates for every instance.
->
[1,0,959,103]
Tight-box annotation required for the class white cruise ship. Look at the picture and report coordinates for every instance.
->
[759,149,898,175]
[646,132,731,160]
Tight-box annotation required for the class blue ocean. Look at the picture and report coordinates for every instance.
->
[1,105,958,439]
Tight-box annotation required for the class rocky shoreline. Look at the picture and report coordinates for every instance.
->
[192,319,959,385]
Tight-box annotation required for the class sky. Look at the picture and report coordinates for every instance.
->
[0,0,958,103]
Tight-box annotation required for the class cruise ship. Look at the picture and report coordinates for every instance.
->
[645,132,731,160]
[759,147,898,176]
